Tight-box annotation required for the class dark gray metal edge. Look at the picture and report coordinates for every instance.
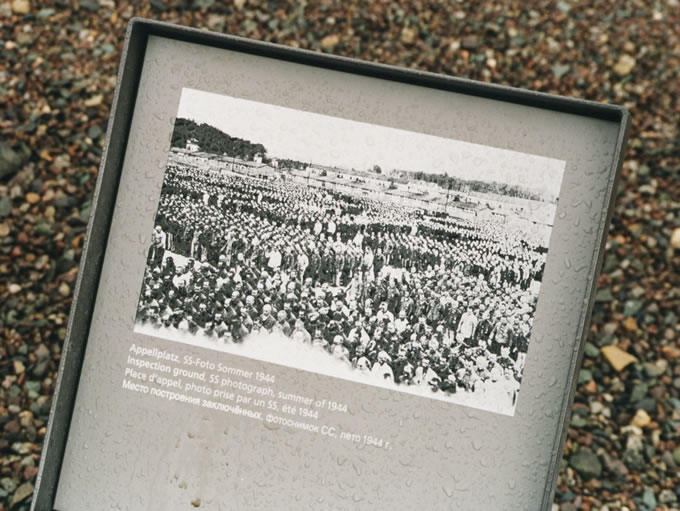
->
[540,109,631,511]
[131,17,628,124]
[31,19,149,511]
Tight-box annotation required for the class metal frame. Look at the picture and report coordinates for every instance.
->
[31,18,630,511]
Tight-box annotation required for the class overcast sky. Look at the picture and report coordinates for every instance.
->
[176,88,565,199]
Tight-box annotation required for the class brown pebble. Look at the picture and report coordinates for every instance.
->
[25,192,40,204]
[58,282,70,297]
[320,34,339,49]
[623,317,638,332]
[4,420,20,434]
[601,345,638,371]
[583,380,597,394]
[11,0,30,14]
[24,465,38,481]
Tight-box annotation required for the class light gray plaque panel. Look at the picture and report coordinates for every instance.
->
[54,36,620,511]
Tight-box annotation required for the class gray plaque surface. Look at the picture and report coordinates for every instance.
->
[53,35,621,510]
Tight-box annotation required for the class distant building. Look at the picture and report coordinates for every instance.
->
[185,138,200,152]
[223,157,273,178]
[168,149,275,179]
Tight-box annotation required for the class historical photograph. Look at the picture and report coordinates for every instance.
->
[134,88,565,415]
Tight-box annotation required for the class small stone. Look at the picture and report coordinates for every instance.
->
[601,451,628,477]
[673,446,680,465]
[584,342,600,358]
[630,408,651,428]
[207,14,226,29]
[625,433,644,454]
[13,360,25,375]
[191,498,201,507]
[578,369,592,384]
[613,54,636,76]
[637,397,656,413]
[11,442,30,455]
[10,482,33,508]
[641,486,657,510]
[36,395,51,415]
[623,317,638,332]
[233,0,245,8]
[59,282,71,297]
[623,299,643,316]
[570,414,587,428]
[557,1,571,12]
[4,419,20,434]
[84,94,104,107]
[659,489,677,505]
[320,34,340,50]
[645,359,669,378]
[601,345,638,371]
[53,153,70,170]
[0,196,11,217]
[590,401,604,415]
[552,64,570,78]
[0,142,27,179]
[0,222,9,237]
[87,124,103,139]
[33,358,49,377]
[1,477,17,493]
[570,450,602,479]
[35,344,50,362]
[461,35,480,50]
[401,27,417,45]
[630,383,648,403]
[662,345,680,360]
[23,465,38,481]
[25,380,41,399]
[670,228,680,249]
[25,192,40,204]
[583,380,597,394]
[11,0,30,14]
[37,7,54,18]
[18,411,33,428]
[79,0,99,11]
[595,288,614,302]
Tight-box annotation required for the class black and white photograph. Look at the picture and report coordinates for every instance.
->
[134,88,565,416]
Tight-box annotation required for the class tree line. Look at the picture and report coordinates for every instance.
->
[406,171,545,201]
[171,118,546,201]
[170,118,267,162]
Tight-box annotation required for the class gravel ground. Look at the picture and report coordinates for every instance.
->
[1,1,679,510]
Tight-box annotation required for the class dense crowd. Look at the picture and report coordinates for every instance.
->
[137,157,550,404]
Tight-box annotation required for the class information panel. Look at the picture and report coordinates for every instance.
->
[42,25,627,511]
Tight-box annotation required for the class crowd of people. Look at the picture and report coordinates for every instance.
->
[137,157,550,407]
